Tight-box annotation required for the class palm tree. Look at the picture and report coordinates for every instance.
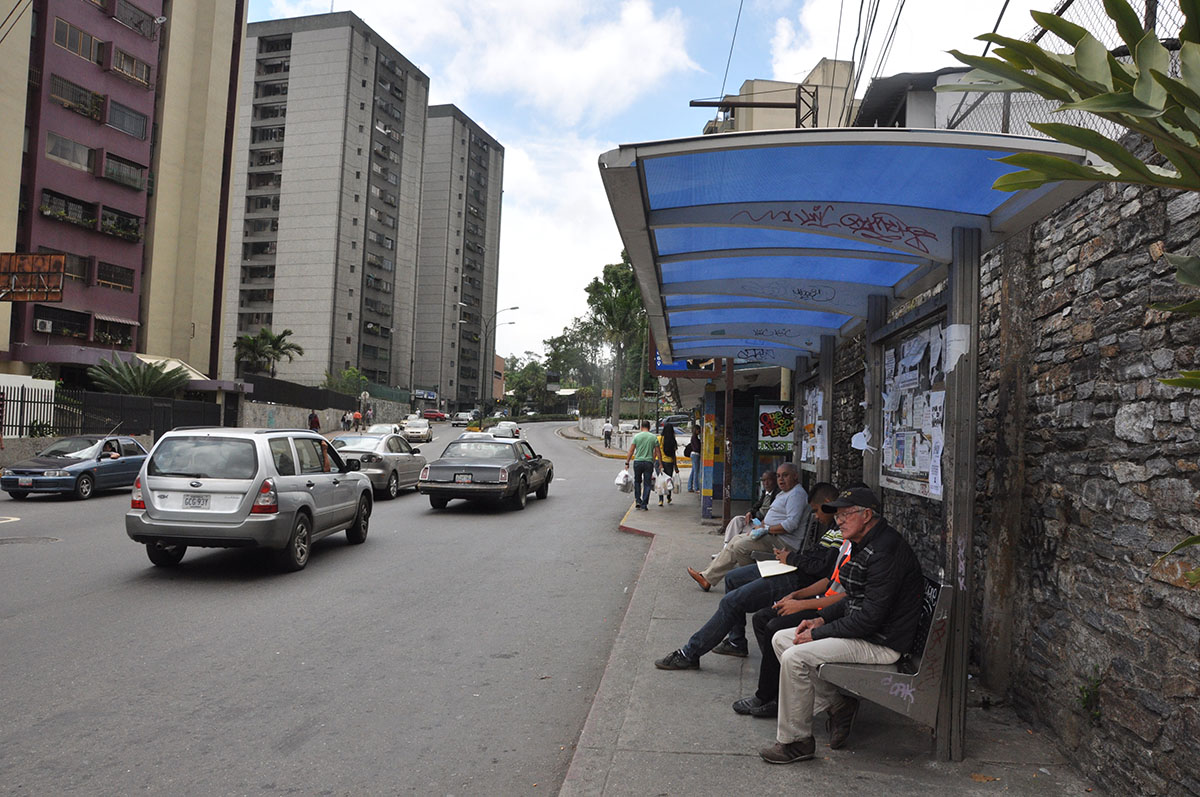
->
[87,355,192,397]
[233,328,304,378]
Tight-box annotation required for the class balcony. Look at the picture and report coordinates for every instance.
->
[99,209,142,242]
[39,204,96,231]
[49,74,104,121]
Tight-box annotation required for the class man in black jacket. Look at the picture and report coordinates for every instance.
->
[760,486,924,765]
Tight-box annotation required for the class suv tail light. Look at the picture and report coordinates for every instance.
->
[131,476,144,509]
[251,478,279,514]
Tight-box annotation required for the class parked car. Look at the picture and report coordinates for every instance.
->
[1,435,148,500]
[451,412,473,427]
[656,414,692,433]
[330,433,425,499]
[418,437,553,510]
[404,418,433,443]
[125,428,373,571]
[422,409,447,421]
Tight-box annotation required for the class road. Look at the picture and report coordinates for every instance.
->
[0,422,647,795]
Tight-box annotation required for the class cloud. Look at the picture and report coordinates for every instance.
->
[492,133,625,358]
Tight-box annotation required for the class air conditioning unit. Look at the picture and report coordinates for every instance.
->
[35,319,53,333]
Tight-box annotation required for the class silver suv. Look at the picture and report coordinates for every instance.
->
[126,428,373,572]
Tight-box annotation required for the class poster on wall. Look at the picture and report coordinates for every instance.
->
[880,320,945,500]
[798,383,826,470]
[755,401,795,454]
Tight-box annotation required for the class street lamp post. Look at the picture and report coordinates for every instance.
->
[478,306,518,415]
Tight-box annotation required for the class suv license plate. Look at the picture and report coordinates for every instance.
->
[454,473,472,484]
[183,494,211,509]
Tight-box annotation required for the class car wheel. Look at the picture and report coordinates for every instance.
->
[274,513,311,572]
[511,478,528,510]
[536,469,552,500]
[346,495,370,544]
[74,473,94,500]
[7,491,28,500]
[146,542,186,567]
[430,495,449,510]
[385,471,400,499]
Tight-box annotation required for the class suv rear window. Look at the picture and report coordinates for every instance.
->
[148,438,259,479]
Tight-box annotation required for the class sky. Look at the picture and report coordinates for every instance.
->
[247,0,1060,361]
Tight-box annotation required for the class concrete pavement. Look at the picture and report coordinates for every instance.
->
[558,480,1102,795]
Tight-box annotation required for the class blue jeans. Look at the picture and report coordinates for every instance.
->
[632,460,654,508]
[688,452,701,490]
[680,565,802,660]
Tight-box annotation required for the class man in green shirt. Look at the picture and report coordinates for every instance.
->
[624,420,661,511]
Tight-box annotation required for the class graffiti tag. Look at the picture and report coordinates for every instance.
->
[729,205,938,254]
[737,347,777,361]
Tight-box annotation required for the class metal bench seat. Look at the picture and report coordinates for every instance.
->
[817,577,953,728]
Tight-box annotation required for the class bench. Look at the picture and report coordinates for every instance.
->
[816,577,952,729]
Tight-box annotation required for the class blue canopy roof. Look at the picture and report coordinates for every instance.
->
[599,128,1090,365]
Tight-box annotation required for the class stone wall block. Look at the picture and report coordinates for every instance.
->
[1166,191,1200,224]
[1114,402,1155,442]
[1102,686,1166,743]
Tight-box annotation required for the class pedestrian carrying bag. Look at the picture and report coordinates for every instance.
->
[683,442,693,458]
[615,468,634,493]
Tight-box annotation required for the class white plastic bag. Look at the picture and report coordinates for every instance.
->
[615,468,634,493]
[671,471,681,493]
[655,472,671,494]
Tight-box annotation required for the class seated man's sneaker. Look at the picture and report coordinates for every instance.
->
[654,649,699,670]
[759,737,815,764]
[732,696,777,717]
[711,639,748,657]
[827,695,860,749]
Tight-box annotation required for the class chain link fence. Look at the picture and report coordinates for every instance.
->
[946,0,1184,140]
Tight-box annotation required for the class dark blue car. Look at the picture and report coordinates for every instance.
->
[1,435,148,500]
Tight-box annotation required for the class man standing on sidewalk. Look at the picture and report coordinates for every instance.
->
[687,462,808,590]
[624,420,660,511]
[759,487,924,764]
[603,418,614,448]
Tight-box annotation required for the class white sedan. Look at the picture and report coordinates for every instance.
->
[404,418,433,443]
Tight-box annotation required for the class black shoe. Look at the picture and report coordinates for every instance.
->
[733,695,772,715]
[712,639,749,658]
[760,737,815,764]
[827,695,860,749]
[654,649,699,670]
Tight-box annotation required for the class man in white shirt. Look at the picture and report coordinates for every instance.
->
[688,462,809,591]
[602,418,614,448]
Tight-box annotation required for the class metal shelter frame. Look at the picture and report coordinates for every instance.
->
[598,127,1093,759]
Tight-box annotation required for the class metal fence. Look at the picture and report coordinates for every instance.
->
[0,387,220,438]
[242,375,358,412]
[946,0,1184,139]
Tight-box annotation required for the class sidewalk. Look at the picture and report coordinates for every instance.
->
[559,425,693,466]
[560,490,1101,796]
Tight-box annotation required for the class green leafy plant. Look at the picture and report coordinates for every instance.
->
[1077,666,1103,724]
[233,327,304,378]
[87,354,192,397]
[322,367,368,396]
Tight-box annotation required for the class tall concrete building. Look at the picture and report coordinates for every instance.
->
[221,12,429,388]
[9,0,243,379]
[413,105,503,413]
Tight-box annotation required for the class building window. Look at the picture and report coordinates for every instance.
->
[96,262,135,291]
[94,319,134,347]
[49,74,103,120]
[102,155,146,190]
[99,207,142,242]
[53,18,103,63]
[111,48,151,85]
[38,247,89,282]
[107,101,148,139]
[45,131,93,171]
[114,0,156,38]
[40,190,96,228]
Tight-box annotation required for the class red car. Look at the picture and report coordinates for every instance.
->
[422,409,447,421]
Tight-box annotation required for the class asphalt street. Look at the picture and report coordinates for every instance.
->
[0,421,647,795]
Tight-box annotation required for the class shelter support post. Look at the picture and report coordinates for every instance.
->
[938,227,981,762]
[818,335,835,484]
[723,358,734,529]
[863,296,889,490]
[791,356,807,469]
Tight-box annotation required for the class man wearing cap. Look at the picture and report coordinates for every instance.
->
[760,486,924,765]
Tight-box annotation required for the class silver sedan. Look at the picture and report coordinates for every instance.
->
[330,433,426,499]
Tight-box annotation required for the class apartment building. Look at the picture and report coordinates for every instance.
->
[220,12,429,388]
[8,0,242,379]
[413,105,503,413]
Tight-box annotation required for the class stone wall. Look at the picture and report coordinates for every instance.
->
[831,333,865,490]
[240,396,410,432]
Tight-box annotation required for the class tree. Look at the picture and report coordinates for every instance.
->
[322,367,368,396]
[87,355,192,397]
[543,318,605,389]
[233,327,304,378]
[585,252,645,418]
[941,0,1200,582]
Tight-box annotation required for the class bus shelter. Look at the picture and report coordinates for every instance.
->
[598,127,1092,759]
